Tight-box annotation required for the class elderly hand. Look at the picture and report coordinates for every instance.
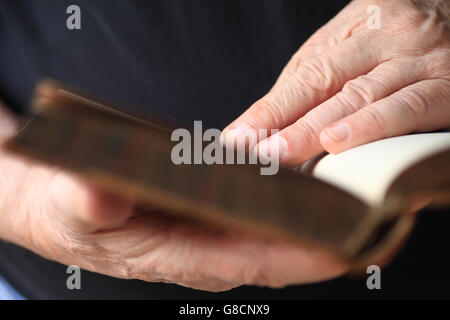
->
[0,104,345,293]
[223,0,450,166]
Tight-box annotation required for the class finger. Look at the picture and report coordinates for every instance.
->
[222,32,381,140]
[48,172,135,234]
[131,213,348,291]
[320,79,450,153]
[256,58,427,166]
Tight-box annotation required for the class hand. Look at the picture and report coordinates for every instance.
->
[3,165,346,292]
[223,0,450,166]
[0,106,346,292]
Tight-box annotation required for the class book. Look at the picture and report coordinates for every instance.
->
[3,79,450,271]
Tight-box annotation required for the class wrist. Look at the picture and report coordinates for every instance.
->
[0,103,34,248]
[0,151,33,249]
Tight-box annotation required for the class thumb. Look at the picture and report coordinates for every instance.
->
[48,172,135,234]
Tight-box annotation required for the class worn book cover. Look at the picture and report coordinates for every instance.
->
[3,79,450,271]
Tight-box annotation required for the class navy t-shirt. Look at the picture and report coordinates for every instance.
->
[1,0,449,299]
[0,0,349,128]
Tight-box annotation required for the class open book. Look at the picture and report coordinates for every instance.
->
[3,80,450,271]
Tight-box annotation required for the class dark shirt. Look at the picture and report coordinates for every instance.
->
[0,0,449,299]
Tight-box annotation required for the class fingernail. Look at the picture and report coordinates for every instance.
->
[257,134,287,160]
[325,123,350,142]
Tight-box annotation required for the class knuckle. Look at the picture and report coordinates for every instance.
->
[294,118,320,147]
[396,87,430,125]
[325,33,341,48]
[340,76,379,109]
[288,53,303,74]
[294,56,336,94]
[360,107,387,132]
[334,92,361,115]
[249,95,286,128]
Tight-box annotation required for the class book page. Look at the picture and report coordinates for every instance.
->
[307,132,450,206]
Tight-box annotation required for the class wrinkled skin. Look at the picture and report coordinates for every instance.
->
[1,0,449,292]
[224,0,450,166]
